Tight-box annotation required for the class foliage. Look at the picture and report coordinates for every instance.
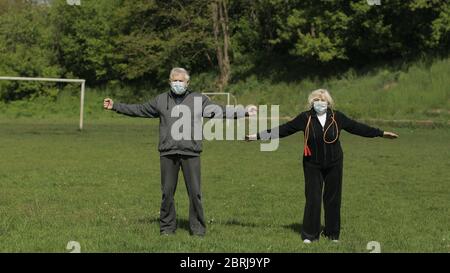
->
[0,0,449,101]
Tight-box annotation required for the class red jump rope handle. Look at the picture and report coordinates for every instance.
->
[303,145,312,156]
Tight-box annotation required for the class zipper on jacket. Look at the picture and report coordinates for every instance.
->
[330,123,335,161]
[311,119,319,163]
[322,116,327,165]
[167,90,191,110]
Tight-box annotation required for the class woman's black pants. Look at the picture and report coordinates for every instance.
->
[301,159,343,241]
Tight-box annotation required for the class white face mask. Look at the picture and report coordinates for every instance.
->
[170,81,187,95]
[313,101,328,114]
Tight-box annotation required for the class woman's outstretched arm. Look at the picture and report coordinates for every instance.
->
[251,112,307,140]
[338,111,398,138]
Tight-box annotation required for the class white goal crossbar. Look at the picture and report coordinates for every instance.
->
[202,92,239,126]
[0,79,239,131]
[0,76,86,130]
[202,92,238,106]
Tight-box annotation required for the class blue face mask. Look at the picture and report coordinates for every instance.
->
[170,81,187,95]
[313,101,328,114]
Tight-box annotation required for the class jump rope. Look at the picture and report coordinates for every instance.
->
[303,109,339,157]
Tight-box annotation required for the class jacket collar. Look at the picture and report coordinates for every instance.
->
[166,89,191,110]
[168,89,191,99]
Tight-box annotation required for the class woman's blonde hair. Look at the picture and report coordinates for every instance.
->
[306,89,334,109]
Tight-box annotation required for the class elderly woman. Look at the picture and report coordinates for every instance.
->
[248,89,398,243]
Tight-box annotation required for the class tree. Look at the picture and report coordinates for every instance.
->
[112,0,215,86]
[0,1,61,101]
[211,0,231,91]
[50,0,120,84]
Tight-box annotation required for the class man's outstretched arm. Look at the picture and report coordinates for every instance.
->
[201,95,257,119]
[103,98,160,118]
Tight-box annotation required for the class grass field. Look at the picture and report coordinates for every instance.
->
[1,57,449,124]
[0,117,449,253]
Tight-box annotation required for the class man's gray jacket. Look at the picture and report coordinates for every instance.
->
[112,90,247,156]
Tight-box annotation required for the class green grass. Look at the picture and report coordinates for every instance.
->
[0,118,449,252]
[1,57,449,124]
[232,57,450,122]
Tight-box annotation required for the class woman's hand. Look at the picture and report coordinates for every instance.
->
[245,134,257,141]
[383,131,398,139]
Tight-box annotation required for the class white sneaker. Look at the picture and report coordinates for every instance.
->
[303,239,312,244]
[332,240,339,243]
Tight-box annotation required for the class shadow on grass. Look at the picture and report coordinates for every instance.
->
[283,223,303,234]
[136,216,332,235]
[283,223,325,235]
[222,219,258,228]
[137,216,191,232]
[138,217,327,236]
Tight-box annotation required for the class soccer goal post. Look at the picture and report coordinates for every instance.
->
[202,92,239,126]
[0,76,86,130]
[202,92,237,106]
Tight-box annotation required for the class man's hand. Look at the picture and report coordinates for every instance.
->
[245,134,257,141]
[246,105,258,117]
[103,98,114,110]
[383,131,398,139]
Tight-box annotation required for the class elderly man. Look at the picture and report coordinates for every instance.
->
[104,68,256,236]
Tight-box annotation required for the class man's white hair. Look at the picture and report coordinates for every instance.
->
[307,89,334,109]
[170,67,190,81]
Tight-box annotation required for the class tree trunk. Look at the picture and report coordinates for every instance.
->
[211,0,231,92]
